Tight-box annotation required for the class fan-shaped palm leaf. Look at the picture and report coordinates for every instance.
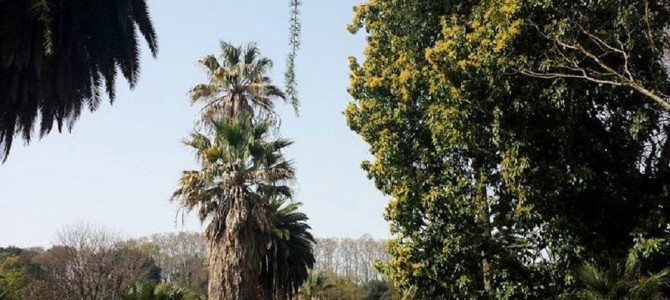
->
[189,42,286,126]
[575,251,670,300]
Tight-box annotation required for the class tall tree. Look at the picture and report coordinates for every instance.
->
[172,116,295,299]
[262,198,316,300]
[0,0,158,161]
[190,42,287,125]
[346,0,670,298]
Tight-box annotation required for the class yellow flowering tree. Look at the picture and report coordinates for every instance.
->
[347,0,670,298]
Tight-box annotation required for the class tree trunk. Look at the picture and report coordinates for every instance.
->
[474,163,493,298]
[659,125,670,197]
[207,194,269,300]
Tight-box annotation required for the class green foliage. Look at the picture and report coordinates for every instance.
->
[346,0,670,298]
[124,282,203,300]
[298,270,335,299]
[0,255,33,299]
[0,0,158,161]
[0,249,48,300]
[172,115,295,242]
[572,249,670,300]
[190,42,286,126]
[321,275,366,300]
[285,0,302,114]
[362,280,394,300]
[298,272,397,300]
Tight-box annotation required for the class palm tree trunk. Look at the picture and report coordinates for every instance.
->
[207,194,268,300]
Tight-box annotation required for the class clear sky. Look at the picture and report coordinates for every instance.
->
[0,0,389,247]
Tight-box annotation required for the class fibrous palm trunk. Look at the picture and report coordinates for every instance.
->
[207,193,269,300]
[222,94,253,122]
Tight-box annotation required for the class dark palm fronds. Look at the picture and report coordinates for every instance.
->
[0,0,158,161]
[262,198,315,299]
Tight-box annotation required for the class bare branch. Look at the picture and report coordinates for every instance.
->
[521,20,670,111]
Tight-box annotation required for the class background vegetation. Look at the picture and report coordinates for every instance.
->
[0,227,391,300]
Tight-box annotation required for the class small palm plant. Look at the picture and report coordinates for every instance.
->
[575,251,670,300]
[123,282,202,300]
[297,270,335,300]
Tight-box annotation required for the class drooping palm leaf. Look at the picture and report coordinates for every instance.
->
[0,0,158,161]
[262,198,315,299]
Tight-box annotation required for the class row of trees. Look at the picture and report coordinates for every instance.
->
[314,236,388,283]
[347,0,670,298]
[0,227,391,300]
[132,232,208,294]
[134,233,390,287]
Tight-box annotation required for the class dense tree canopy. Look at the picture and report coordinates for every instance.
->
[346,0,670,298]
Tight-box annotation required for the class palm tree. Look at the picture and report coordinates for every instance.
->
[262,198,316,299]
[189,42,287,125]
[574,251,670,300]
[172,115,295,300]
[0,0,158,161]
[297,270,334,300]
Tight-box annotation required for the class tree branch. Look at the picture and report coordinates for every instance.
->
[520,21,670,111]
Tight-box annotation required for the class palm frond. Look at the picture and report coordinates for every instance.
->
[189,42,286,126]
[0,0,158,161]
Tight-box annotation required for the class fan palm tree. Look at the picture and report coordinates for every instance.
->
[262,198,316,299]
[189,42,287,125]
[574,251,670,300]
[172,115,295,300]
[0,0,158,161]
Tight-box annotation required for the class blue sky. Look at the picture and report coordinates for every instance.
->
[0,0,389,247]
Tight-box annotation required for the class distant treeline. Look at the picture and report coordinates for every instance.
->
[0,224,392,299]
[132,232,390,287]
